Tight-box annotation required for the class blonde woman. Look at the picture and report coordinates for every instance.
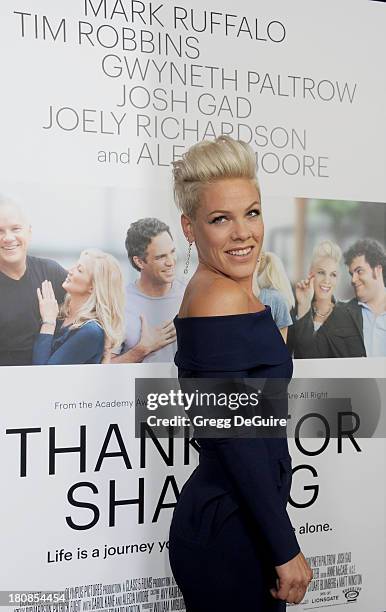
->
[289,240,342,358]
[253,251,295,342]
[32,249,125,365]
[169,136,312,611]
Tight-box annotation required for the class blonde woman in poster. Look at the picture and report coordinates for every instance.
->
[253,251,295,342]
[288,240,342,358]
[169,136,312,611]
[32,249,125,365]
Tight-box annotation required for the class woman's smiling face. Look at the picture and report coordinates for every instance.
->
[311,256,339,301]
[184,177,264,282]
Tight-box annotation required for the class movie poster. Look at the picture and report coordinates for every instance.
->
[1,1,385,610]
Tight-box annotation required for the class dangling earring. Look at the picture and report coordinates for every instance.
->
[184,241,193,275]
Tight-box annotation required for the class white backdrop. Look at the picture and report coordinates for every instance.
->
[1,1,385,610]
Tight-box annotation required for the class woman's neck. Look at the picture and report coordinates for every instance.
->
[313,295,333,315]
[65,295,89,322]
[197,261,255,299]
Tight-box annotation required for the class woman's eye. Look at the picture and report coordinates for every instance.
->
[248,209,260,217]
[210,215,227,224]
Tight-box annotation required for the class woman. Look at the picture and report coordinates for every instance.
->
[253,251,295,342]
[288,240,342,358]
[33,249,125,365]
[169,136,312,611]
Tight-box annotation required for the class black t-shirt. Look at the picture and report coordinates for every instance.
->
[0,256,67,366]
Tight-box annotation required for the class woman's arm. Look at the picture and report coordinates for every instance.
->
[213,436,300,565]
[33,321,104,365]
[36,280,59,336]
[198,375,311,603]
[279,326,288,342]
[295,275,314,319]
[188,369,299,565]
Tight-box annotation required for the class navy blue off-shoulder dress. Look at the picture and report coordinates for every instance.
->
[169,307,300,612]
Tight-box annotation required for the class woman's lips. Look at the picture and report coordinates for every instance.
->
[225,246,253,258]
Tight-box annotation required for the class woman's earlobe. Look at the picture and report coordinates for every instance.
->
[180,214,195,243]
[184,233,194,244]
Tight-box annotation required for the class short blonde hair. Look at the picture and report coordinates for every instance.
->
[310,240,342,269]
[61,249,125,351]
[254,251,295,309]
[172,136,259,218]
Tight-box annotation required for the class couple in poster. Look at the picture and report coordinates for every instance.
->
[0,203,183,366]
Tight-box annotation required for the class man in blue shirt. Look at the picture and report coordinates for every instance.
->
[316,239,386,358]
[112,218,185,363]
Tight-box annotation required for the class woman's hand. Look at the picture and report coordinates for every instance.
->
[295,274,314,319]
[271,551,313,604]
[37,280,59,332]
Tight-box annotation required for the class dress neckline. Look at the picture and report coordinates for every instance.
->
[174,305,270,322]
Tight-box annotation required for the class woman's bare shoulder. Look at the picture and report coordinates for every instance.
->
[181,276,249,317]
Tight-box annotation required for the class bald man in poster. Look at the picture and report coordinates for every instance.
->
[0,199,67,365]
